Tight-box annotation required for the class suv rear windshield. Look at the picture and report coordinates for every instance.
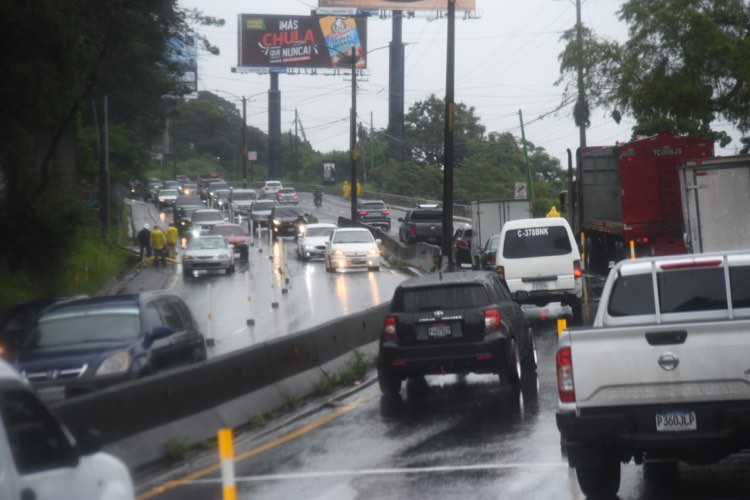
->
[191,210,222,222]
[395,284,489,312]
[503,226,571,258]
[361,202,386,210]
[410,209,442,221]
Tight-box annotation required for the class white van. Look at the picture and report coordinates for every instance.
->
[494,217,583,321]
[0,359,134,500]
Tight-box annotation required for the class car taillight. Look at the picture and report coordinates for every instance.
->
[484,308,500,334]
[556,346,575,403]
[495,265,505,279]
[573,260,582,278]
[358,210,367,216]
[409,225,417,235]
[382,209,390,215]
[383,316,397,342]
[457,239,468,248]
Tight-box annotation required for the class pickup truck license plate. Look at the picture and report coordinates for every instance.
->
[532,281,549,290]
[656,410,697,432]
[428,324,452,338]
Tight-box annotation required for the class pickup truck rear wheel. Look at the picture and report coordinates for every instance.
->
[575,456,620,499]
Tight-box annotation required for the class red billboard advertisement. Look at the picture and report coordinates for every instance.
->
[318,0,476,10]
[238,14,368,70]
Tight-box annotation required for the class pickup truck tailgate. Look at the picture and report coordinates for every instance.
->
[570,319,750,408]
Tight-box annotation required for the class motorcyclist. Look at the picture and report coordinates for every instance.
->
[313,188,323,207]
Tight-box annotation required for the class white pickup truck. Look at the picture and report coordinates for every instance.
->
[556,250,750,498]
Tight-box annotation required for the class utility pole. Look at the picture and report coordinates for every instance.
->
[242,96,247,186]
[442,0,456,271]
[575,0,587,149]
[518,109,533,212]
[350,46,358,223]
[294,109,299,183]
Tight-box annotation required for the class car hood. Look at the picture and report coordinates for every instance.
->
[302,236,330,246]
[330,242,377,253]
[16,340,134,370]
[185,249,231,258]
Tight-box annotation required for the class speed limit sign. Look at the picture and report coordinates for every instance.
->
[515,182,527,200]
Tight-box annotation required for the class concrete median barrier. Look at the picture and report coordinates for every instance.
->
[52,303,390,469]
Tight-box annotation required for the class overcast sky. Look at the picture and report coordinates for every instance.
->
[178,0,739,167]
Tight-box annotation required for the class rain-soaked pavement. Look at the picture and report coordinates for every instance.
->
[134,271,750,500]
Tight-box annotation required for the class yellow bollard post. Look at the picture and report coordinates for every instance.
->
[245,271,255,326]
[630,240,636,259]
[557,318,567,338]
[206,283,215,347]
[217,428,237,500]
[271,266,279,309]
[580,232,586,271]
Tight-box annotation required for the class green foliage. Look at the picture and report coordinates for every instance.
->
[338,350,369,385]
[247,413,268,430]
[313,370,339,396]
[558,0,749,146]
[164,436,191,462]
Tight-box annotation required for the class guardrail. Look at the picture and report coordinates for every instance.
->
[53,303,389,468]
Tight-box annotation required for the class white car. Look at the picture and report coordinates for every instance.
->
[260,180,283,199]
[182,235,236,277]
[156,188,178,209]
[325,227,381,272]
[0,359,135,500]
[297,223,337,260]
[187,209,225,238]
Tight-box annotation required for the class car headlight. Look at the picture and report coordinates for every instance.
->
[273,219,281,226]
[368,247,380,256]
[96,351,131,376]
[333,249,345,256]
[182,254,191,261]
[191,229,201,237]
[297,224,306,233]
[218,253,230,259]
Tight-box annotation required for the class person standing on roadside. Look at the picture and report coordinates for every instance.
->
[136,223,152,261]
[166,223,179,260]
[150,224,167,267]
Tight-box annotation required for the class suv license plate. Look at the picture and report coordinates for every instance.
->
[532,281,549,290]
[428,324,452,338]
[656,410,697,432]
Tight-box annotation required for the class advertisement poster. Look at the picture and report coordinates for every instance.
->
[318,0,476,11]
[238,14,367,69]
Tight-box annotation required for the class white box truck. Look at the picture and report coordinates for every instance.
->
[470,199,531,267]
[678,155,750,253]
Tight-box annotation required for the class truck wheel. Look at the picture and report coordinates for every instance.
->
[377,363,402,395]
[575,456,620,499]
[501,337,521,386]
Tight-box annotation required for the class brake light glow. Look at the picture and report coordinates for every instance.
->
[457,239,469,248]
[557,347,575,403]
[409,225,417,235]
[495,265,505,279]
[383,316,397,342]
[484,308,500,333]
[382,210,390,215]
[573,260,582,278]
[358,210,367,216]
[660,260,722,271]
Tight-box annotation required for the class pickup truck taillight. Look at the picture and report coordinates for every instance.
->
[573,260,582,278]
[409,225,417,236]
[383,316,397,342]
[457,239,469,249]
[484,308,500,334]
[382,209,390,215]
[556,346,576,403]
[358,210,367,216]
[495,265,505,279]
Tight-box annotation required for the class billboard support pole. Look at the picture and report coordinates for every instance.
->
[268,73,281,180]
[242,96,247,186]
[442,0,456,271]
[350,47,358,224]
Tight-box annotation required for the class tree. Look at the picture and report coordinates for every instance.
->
[558,0,750,147]
[403,94,486,168]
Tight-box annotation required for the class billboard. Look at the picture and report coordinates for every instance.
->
[238,14,367,70]
[167,34,198,93]
[318,0,476,11]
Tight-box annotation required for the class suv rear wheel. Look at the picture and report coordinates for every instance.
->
[501,337,521,386]
[377,362,402,395]
[575,454,620,499]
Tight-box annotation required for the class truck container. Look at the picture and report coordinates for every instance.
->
[678,155,750,254]
[469,199,531,267]
[573,132,713,272]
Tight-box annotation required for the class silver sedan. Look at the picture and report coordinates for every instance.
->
[182,236,235,277]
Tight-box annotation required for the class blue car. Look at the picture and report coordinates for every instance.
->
[15,292,207,403]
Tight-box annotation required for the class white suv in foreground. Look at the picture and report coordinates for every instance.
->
[0,359,134,499]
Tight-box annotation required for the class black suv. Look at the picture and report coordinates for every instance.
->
[357,200,391,231]
[15,292,207,402]
[377,271,536,395]
[269,205,307,240]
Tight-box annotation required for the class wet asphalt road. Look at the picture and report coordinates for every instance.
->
[129,199,750,500]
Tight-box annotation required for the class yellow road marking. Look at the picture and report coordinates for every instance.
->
[137,392,376,499]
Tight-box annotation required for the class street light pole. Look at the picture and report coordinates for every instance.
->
[242,96,247,187]
[350,46,358,224]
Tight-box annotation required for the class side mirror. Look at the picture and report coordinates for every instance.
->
[144,325,173,348]
[514,290,530,303]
